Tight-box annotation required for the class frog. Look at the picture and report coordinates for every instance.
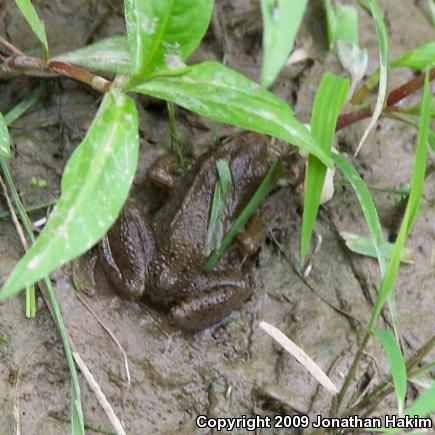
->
[99,132,269,331]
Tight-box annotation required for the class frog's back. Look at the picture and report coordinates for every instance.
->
[153,132,269,290]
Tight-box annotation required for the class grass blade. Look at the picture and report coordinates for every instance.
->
[260,0,308,87]
[13,0,48,59]
[355,0,388,155]
[0,114,11,158]
[301,73,348,259]
[369,70,431,332]
[0,90,139,299]
[333,153,389,273]
[323,0,359,50]
[204,159,283,271]
[204,159,232,256]
[376,328,407,414]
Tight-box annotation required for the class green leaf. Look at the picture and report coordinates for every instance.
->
[334,3,359,46]
[53,36,130,74]
[133,61,333,167]
[355,0,388,155]
[340,231,414,264]
[124,0,214,78]
[369,70,431,332]
[14,0,48,58]
[260,0,308,87]
[333,153,389,274]
[0,114,11,158]
[390,41,435,70]
[406,381,435,417]
[204,159,284,271]
[376,329,407,414]
[204,159,232,257]
[0,90,139,299]
[323,0,359,50]
[301,73,348,259]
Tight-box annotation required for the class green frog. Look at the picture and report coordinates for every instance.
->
[99,132,269,331]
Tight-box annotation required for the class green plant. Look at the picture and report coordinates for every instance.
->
[0,0,434,432]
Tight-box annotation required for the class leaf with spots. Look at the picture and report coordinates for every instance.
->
[0,90,138,299]
[133,61,333,167]
[0,114,11,158]
[124,0,214,79]
[53,36,131,74]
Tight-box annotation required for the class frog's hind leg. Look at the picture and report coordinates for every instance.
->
[169,272,251,331]
[99,207,155,299]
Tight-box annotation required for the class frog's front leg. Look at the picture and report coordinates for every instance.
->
[168,272,251,331]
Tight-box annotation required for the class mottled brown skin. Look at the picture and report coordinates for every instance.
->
[100,132,269,331]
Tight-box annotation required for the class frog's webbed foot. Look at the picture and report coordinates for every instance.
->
[169,272,251,331]
[99,207,155,299]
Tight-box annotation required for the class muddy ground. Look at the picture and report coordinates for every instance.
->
[0,0,434,434]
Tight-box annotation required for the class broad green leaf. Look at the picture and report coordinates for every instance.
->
[0,90,139,299]
[333,153,389,274]
[390,41,435,70]
[376,329,407,414]
[0,114,11,158]
[204,159,284,271]
[341,231,414,264]
[369,71,431,332]
[14,0,48,58]
[53,36,130,74]
[260,0,308,87]
[204,159,232,256]
[301,73,348,259]
[133,61,333,167]
[124,0,214,78]
[355,0,388,155]
[323,0,358,50]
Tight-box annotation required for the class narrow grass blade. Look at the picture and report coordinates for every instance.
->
[260,0,308,87]
[301,73,348,259]
[406,382,435,419]
[14,0,48,58]
[2,93,84,433]
[369,71,431,332]
[376,329,407,414]
[333,154,389,273]
[355,0,388,155]
[0,90,139,299]
[53,36,130,74]
[0,114,11,158]
[124,0,213,78]
[204,159,232,256]
[3,86,44,126]
[259,321,338,395]
[204,159,283,271]
[340,231,414,264]
[390,41,435,70]
[323,0,358,50]
[133,61,333,168]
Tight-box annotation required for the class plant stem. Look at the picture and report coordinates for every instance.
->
[329,331,371,417]
[337,67,435,131]
[345,334,435,416]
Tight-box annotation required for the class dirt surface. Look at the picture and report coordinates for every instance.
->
[0,0,434,434]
